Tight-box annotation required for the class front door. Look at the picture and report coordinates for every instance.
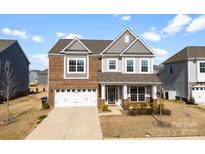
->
[108,87,116,104]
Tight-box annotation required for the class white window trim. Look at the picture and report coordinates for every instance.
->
[139,58,150,73]
[67,57,86,74]
[107,58,118,72]
[64,56,89,79]
[125,58,135,74]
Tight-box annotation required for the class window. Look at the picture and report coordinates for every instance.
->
[72,89,75,92]
[125,35,129,43]
[170,65,173,74]
[61,89,65,92]
[82,89,86,92]
[130,87,138,101]
[126,59,134,72]
[77,89,81,92]
[141,60,148,72]
[88,89,91,92]
[138,87,145,101]
[130,86,145,102]
[200,62,205,73]
[68,58,85,73]
[92,89,96,92]
[56,89,60,93]
[67,89,70,92]
[108,59,116,70]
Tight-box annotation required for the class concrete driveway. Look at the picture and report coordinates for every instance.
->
[25,107,102,140]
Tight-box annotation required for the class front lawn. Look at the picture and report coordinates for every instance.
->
[100,100,205,138]
[0,92,51,140]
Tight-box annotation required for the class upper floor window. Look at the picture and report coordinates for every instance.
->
[126,59,134,72]
[170,65,173,74]
[141,60,148,72]
[67,58,85,73]
[200,62,205,73]
[108,59,117,70]
[125,35,129,43]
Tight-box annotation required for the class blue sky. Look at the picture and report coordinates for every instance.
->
[0,14,205,70]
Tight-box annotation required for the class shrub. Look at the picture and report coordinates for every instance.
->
[102,104,111,112]
[122,103,130,110]
[140,102,147,109]
[187,96,196,104]
[128,103,171,116]
[37,115,47,124]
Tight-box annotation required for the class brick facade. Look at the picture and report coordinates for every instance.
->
[48,55,101,107]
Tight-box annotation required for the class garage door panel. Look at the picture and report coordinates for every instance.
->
[55,89,97,107]
[192,87,205,104]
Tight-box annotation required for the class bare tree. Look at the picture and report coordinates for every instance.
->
[0,63,18,124]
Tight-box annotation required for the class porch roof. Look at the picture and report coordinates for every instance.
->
[98,72,162,84]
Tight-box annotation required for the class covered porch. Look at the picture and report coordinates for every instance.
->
[100,84,157,106]
[98,72,161,106]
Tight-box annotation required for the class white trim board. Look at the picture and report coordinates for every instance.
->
[60,37,92,53]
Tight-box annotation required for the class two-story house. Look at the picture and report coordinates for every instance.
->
[158,46,205,104]
[0,40,30,99]
[48,28,161,107]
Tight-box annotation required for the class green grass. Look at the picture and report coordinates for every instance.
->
[37,115,47,124]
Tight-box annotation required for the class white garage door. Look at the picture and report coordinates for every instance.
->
[55,89,97,107]
[192,87,205,104]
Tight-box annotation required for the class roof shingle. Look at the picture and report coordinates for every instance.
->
[164,46,205,64]
[98,72,161,84]
[49,39,112,54]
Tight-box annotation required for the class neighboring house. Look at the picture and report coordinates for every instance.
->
[158,46,205,104]
[38,69,48,85]
[0,40,30,97]
[30,69,40,84]
[48,28,161,107]
[153,64,164,74]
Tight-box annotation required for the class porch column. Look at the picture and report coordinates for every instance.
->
[101,84,105,99]
[123,85,127,99]
[152,85,157,100]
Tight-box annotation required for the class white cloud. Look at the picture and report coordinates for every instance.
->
[1,27,29,39]
[121,15,131,21]
[56,32,67,37]
[141,31,161,42]
[30,54,48,66]
[32,35,44,42]
[153,48,169,64]
[186,15,205,33]
[65,33,82,39]
[161,14,192,36]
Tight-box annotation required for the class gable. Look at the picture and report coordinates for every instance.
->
[122,39,153,55]
[102,29,136,54]
[64,39,88,52]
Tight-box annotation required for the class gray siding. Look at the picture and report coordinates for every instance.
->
[105,31,135,54]
[0,42,29,96]
[65,40,87,52]
[188,60,197,82]
[123,39,152,54]
[38,74,48,84]
[102,57,122,72]
[159,61,188,98]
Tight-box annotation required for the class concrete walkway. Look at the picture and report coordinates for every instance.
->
[25,107,102,140]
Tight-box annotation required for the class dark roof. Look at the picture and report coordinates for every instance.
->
[49,39,112,54]
[0,40,16,53]
[38,69,48,75]
[164,46,205,64]
[98,72,161,84]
